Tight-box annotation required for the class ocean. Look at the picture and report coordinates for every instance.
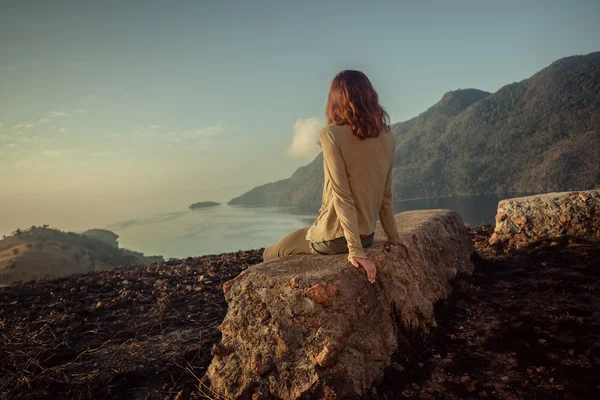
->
[107,194,526,259]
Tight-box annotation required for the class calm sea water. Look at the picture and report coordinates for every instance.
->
[106,194,527,259]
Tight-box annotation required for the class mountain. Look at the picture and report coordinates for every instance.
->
[0,226,163,285]
[228,52,600,210]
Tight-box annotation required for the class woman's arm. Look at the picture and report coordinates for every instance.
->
[379,164,400,243]
[320,128,366,261]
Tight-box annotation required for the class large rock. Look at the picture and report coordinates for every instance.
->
[205,210,474,399]
[489,190,600,248]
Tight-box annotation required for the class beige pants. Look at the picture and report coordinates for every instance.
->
[263,227,374,262]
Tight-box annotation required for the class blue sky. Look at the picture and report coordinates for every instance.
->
[1,0,599,234]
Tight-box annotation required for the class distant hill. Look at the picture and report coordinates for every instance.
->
[189,201,221,209]
[82,229,119,247]
[228,52,600,210]
[0,226,163,285]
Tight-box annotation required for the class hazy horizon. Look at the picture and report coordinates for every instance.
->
[2,0,600,237]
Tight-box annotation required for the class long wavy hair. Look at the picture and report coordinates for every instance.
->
[326,70,390,139]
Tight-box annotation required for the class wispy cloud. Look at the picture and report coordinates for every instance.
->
[41,149,68,158]
[130,121,230,145]
[4,110,74,134]
[166,121,226,143]
[286,117,325,157]
[40,148,78,159]
[15,148,79,169]
[45,111,70,118]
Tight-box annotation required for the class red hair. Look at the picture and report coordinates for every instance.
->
[326,70,390,139]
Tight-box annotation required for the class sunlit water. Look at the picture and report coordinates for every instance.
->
[107,194,529,259]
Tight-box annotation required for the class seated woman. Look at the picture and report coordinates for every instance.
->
[263,70,406,284]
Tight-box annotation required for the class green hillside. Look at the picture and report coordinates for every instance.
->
[228,52,600,210]
[0,226,163,285]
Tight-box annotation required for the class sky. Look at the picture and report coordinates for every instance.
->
[1,0,599,235]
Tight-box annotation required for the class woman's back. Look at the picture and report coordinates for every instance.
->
[306,123,396,251]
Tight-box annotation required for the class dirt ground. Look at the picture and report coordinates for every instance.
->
[1,227,599,399]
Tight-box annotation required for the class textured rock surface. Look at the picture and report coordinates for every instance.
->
[489,190,600,248]
[205,210,474,399]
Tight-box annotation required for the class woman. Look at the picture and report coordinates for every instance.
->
[263,70,405,284]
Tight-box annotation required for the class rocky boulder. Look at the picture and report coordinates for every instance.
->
[489,190,600,248]
[205,210,474,399]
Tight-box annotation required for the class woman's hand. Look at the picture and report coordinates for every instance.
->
[350,257,377,284]
[385,239,411,258]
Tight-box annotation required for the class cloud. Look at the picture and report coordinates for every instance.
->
[4,111,72,134]
[166,121,226,142]
[59,127,66,133]
[7,143,16,148]
[286,117,325,157]
[46,111,70,118]
[41,150,64,158]
[40,149,78,158]
[92,152,108,158]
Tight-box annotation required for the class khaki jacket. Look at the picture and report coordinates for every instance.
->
[306,124,400,260]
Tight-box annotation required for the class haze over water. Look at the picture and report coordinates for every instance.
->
[106,194,519,259]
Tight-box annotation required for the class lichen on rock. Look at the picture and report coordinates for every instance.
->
[205,210,474,399]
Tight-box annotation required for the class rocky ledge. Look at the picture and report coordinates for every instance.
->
[489,190,600,249]
[205,210,474,399]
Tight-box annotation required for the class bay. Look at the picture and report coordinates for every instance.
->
[107,193,530,259]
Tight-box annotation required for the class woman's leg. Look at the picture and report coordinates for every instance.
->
[311,234,375,255]
[263,227,314,262]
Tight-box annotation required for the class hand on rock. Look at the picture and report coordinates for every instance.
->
[385,240,411,258]
[350,257,377,284]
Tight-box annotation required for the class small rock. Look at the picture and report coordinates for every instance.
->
[95,301,102,309]
[289,277,300,289]
[514,215,527,226]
